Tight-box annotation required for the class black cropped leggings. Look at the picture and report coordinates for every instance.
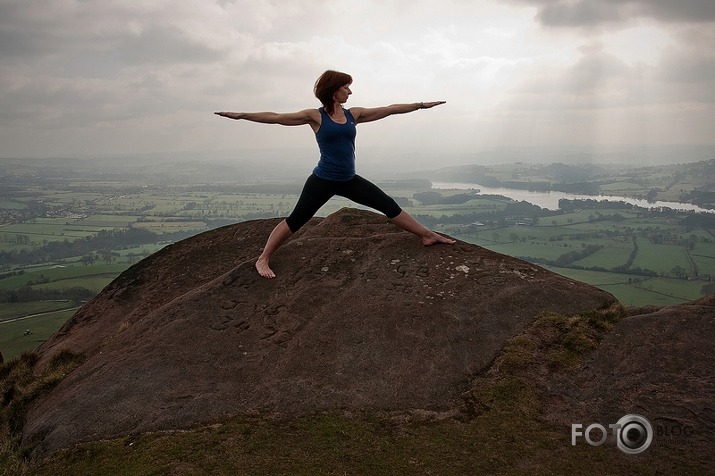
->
[285,174,403,232]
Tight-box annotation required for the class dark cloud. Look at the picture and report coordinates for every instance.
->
[0,17,223,68]
[113,26,225,65]
[0,1,83,60]
[631,0,715,23]
[651,27,715,103]
[506,0,715,28]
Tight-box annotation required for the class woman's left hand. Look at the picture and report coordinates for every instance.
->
[421,101,446,109]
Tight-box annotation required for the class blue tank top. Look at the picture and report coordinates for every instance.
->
[313,107,357,181]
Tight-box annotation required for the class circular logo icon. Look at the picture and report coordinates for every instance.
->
[616,414,653,454]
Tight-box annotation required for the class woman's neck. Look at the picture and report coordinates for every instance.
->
[329,103,344,116]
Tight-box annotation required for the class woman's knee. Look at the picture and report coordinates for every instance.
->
[385,204,402,219]
[285,214,308,233]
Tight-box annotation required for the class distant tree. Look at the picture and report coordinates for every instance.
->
[80,254,96,266]
[98,251,117,265]
[701,283,715,296]
[687,234,698,250]
[413,191,443,206]
[671,266,688,279]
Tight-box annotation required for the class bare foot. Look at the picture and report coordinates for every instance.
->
[423,232,456,246]
[255,257,276,278]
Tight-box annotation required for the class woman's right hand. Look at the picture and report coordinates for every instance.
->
[420,101,446,109]
[214,112,240,119]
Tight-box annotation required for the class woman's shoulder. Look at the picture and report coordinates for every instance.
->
[345,106,364,122]
[300,108,322,123]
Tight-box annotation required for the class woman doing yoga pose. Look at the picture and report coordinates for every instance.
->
[215,70,455,278]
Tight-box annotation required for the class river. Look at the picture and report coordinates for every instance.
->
[431,182,714,214]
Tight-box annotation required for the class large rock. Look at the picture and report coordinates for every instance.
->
[23,208,617,456]
[544,295,715,447]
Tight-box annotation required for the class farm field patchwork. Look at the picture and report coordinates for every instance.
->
[542,266,702,307]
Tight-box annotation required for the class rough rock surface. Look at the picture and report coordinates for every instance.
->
[24,208,620,455]
[544,295,715,445]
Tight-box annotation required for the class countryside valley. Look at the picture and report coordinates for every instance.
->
[1,155,714,360]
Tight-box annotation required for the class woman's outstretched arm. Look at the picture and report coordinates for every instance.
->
[350,101,445,124]
[214,109,321,128]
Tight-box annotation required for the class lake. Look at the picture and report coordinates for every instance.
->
[431,182,715,214]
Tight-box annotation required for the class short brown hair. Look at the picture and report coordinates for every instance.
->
[314,70,352,115]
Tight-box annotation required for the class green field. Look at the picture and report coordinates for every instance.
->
[0,301,75,321]
[0,308,76,360]
[633,237,692,274]
[542,266,701,306]
[573,244,633,268]
[0,263,128,291]
[692,242,715,276]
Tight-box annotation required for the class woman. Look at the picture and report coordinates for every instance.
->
[215,70,455,278]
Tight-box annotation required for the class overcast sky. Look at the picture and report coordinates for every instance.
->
[1,0,714,164]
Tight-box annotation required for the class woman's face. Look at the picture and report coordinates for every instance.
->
[333,83,352,104]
